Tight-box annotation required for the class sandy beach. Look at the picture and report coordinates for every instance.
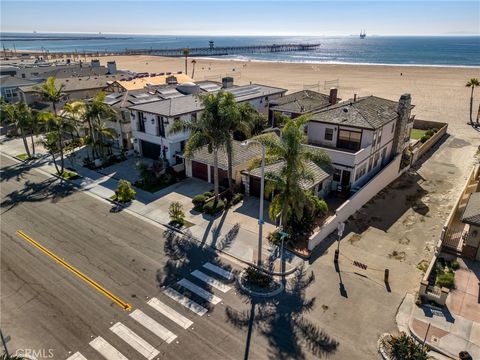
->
[88,55,479,140]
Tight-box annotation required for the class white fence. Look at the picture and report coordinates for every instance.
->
[308,155,405,250]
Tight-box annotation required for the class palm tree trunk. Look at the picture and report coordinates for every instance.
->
[51,152,60,174]
[470,86,474,125]
[213,147,219,203]
[192,63,195,78]
[476,103,480,124]
[58,131,65,174]
[185,55,188,75]
[227,144,234,193]
[30,133,35,156]
[20,128,31,158]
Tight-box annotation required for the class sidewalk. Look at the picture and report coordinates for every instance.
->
[0,138,304,275]
[396,294,480,359]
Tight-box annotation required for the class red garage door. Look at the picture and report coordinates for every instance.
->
[249,176,261,197]
[192,161,208,182]
[210,167,228,186]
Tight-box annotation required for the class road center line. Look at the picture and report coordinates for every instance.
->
[16,230,132,312]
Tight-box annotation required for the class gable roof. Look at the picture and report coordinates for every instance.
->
[189,140,263,170]
[309,95,413,130]
[462,192,480,226]
[269,90,333,114]
[0,75,39,88]
[19,74,124,93]
[246,160,331,190]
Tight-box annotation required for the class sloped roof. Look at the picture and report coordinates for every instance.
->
[189,140,263,170]
[309,95,414,130]
[19,74,124,93]
[0,75,39,88]
[269,90,333,114]
[247,160,331,190]
[462,192,480,226]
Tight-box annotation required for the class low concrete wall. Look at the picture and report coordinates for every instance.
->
[411,120,448,164]
[308,155,405,250]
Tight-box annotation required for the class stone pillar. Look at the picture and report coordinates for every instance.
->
[439,287,449,305]
[419,280,428,296]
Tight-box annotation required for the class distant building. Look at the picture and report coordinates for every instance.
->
[268,88,339,126]
[104,73,195,93]
[0,75,41,103]
[306,94,414,191]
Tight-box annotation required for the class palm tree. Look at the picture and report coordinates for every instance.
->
[191,59,197,79]
[1,102,32,158]
[170,92,229,202]
[466,78,480,125]
[36,76,66,116]
[183,48,190,75]
[254,116,331,234]
[84,92,116,159]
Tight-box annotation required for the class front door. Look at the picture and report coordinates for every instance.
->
[341,170,351,187]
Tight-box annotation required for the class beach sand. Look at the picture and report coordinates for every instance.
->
[92,55,478,137]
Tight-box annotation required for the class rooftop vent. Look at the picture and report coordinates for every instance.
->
[342,107,348,113]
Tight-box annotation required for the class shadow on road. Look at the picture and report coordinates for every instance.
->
[1,177,76,213]
[226,266,339,360]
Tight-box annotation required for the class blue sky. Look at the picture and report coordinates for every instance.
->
[1,1,479,36]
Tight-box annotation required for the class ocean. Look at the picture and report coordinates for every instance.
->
[1,33,479,67]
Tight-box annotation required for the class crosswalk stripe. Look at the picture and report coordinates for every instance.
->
[89,336,128,360]
[110,322,159,360]
[66,352,87,360]
[191,270,232,293]
[163,287,208,316]
[203,262,234,280]
[129,309,177,344]
[147,297,194,329]
[178,278,222,305]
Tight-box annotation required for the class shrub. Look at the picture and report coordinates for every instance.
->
[311,196,328,216]
[114,179,136,203]
[420,134,431,143]
[192,194,206,207]
[169,201,185,227]
[386,332,429,360]
[203,191,214,198]
[231,193,244,205]
[449,260,460,271]
[425,129,435,136]
[436,271,454,288]
[244,266,272,289]
[60,170,80,180]
[203,199,225,215]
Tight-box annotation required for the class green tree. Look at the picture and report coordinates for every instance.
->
[1,102,33,158]
[0,354,26,360]
[387,332,429,360]
[254,116,331,236]
[114,179,136,203]
[466,78,480,125]
[183,48,190,75]
[84,92,116,159]
[170,92,229,202]
[36,76,66,116]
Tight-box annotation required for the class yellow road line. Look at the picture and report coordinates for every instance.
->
[16,230,132,311]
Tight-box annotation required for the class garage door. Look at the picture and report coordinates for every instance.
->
[192,161,208,181]
[141,140,161,160]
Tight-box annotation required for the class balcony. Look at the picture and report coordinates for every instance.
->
[306,142,367,167]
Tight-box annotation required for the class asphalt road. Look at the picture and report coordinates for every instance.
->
[1,153,405,360]
[1,154,277,360]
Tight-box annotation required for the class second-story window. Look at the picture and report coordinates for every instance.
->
[138,112,145,132]
[337,129,361,151]
[324,128,333,141]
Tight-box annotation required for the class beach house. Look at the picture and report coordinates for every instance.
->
[268,88,339,126]
[128,81,286,165]
[306,94,414,192]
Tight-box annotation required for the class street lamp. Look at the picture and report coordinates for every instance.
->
[242,139,265,267]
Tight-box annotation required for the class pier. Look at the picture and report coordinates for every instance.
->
[2,42,320,59]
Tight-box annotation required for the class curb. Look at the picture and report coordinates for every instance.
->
[408,316,456,359]
[237,270,284,298]
[2,151,299,276]
[377,333,393,360]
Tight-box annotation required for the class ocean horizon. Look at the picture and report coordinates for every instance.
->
[1,32,479,67]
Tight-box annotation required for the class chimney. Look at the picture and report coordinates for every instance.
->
[91,59,100,68]
[222,76,234,89]
[107,61,117,75]
[166,75,178,85]
[353,93,357,102]
[392,93,412,155]
[329,87,338,105]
